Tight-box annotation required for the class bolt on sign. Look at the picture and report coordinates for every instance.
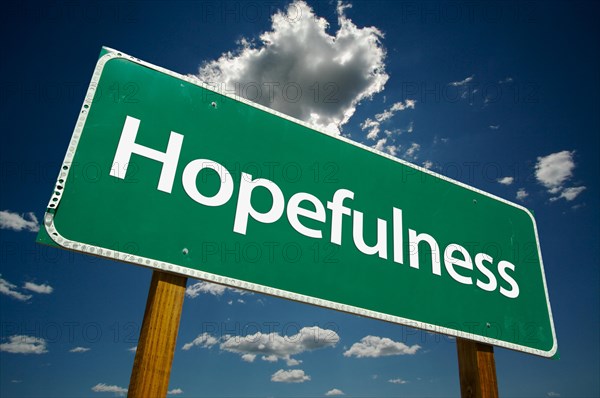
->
[38,48,557,357]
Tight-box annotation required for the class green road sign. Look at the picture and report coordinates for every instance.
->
[38,47,557,357]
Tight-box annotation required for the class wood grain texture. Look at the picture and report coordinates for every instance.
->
[456,338,499,398]
[128,271,187,398]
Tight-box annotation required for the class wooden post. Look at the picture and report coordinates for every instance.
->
[128,271,187,398]
[456,338,499,398]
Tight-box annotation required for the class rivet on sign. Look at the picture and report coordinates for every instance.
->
[486,322,491,328]
[182,248,189,255]
[473,199,477,204]
[211,102,217,108]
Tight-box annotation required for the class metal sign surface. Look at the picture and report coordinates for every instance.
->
[38,48,557,357]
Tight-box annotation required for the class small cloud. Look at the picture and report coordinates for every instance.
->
[11,380,22,383]
[181,332,219,351]
[23,282,53,294]
[449,74,474,87]
[168,388,183,395]
[69,347,90,353]
[535,150,576,194]
[497,176,514,185]
[0,335,48,354]
[271,369,310,383]
[489,125,500,130]
[547,392,560,397]
[185,281,250,299]
[0,210,39,232]
[389,378,408,384]
[241,353,256,362]
[325,388,345,396]
[422,160,433,170]
[498,77,513,84]
[361,118,381,140]
[0,275,32,301]
[372,137,388,152]
[516,188,529,201]
[343,336,420,358]
[128,346,137,353]
[550,186,586,202]
[404,142,420,160]
[91,383,127,396]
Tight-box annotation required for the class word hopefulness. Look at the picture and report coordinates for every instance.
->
[109,116,520,299]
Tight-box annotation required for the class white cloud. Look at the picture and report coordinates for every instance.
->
[516,188,529,201]
[547,392,560,397]
[128,346,137,353]
[404,142,420,160]
[551,186,586,202]
[361,118,381,140]
[220,326,339,364]
[91,383,127,396]
[375,100,416,122]
[181,332,219,351]
[69,346,90,353]
[23,282,53,294]
[343,336,420,358]
[535,150,575,193]
[422,160,433,170]
[0,335,48,354]
[0,210,39,232]
[489,125,500,130]
[325,388,345,396]
[271,369,310,383]
[388,378,408,384]
[450,75,474,86]
[185,281,227,298]
[363,100,415,140]
[168,388,184,395]
[0,276,32,301]
[197,0,388,133]
[184,326,339,365]
[497,176,514,185]
[499,77,513,84]
[185,281,250,298]
[373,137,387,152]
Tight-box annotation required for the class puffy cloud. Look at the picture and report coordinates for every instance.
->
[325,388,345,396]
[0,276,32,301]
[69,347,90,353]
[388,378,408,384]
[181,332,219,351]
[361,118,381,140]
[183,326,339,366]
[375,100,416,122]
[91,383,127,396]
[343,335,420,358]
[535,151,575,192]
[271,369,310,383]
[219,326,338,364]
[422,160,433,170]
[0,335,48,354]
[0,210,39,232]
[23,282,53,294]
[168,388,183,395]
[489,125,500,130]
[197,0,388,133]
[497,176,514,185]
[516,188,529,201]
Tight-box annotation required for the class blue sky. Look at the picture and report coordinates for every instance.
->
[1,1,598,397]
